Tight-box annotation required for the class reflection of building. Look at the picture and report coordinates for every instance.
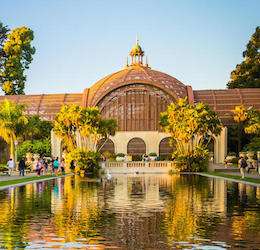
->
[1,39,260,163]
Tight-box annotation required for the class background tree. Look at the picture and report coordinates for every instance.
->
[231,105,247,153]
[0,23,35,95]
[16,115,53,160]
[0,99,28,160]
[244,110,260,135]
[160,98,222,171]
[0,22,9,75]
[22,115,53,142]
[227,26,260,89]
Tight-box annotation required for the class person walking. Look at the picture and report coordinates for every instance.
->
[36,159,42,176]
[18,158,26,176]
[7,158,14,176]
[70,159,75,172]
[60,158,65,174]
[239,156,248,179]
[54,157,59,176]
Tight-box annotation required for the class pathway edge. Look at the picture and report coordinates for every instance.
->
[0,173,75,191]
[197,173,260,187]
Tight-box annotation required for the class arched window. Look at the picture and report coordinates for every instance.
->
[127,137,146,155]
[97,138,115,154]
[98,84,174,131]
[159,137,174,158]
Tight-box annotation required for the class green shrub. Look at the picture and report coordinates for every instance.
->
[172,145,209,172]
[65,149,101,173]
[0,164,8,171]
[227,152,237,156]
[116,153,125,157]
[243,137,260,153]
[17,138,51,160]
[149,152,157,156]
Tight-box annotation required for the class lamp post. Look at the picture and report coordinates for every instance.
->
[14,141,18,171]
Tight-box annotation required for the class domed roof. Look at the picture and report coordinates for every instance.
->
[87,64,188,107]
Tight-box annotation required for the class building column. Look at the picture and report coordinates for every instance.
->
[51,129,62,160]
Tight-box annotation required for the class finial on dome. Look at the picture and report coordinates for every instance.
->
[130,36,144,66]
[145,56,148,67]
[126,57,129,68]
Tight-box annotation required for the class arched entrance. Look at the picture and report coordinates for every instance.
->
[200,136,215,162]
[127,138,146,155]
[159,137,174,159]
[97,138,115,154]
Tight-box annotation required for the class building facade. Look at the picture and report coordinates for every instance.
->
[1,40,260,163]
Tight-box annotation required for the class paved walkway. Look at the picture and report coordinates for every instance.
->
[209,163,260,179]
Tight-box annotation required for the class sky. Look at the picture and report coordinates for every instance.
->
[1,0,259,95]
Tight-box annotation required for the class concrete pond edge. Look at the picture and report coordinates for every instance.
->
[198,173,260,187]
[0,173,75,191]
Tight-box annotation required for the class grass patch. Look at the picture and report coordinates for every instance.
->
[202,172,260,184]
[0,173,69,187]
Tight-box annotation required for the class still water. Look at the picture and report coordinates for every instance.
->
[0,174,259,249]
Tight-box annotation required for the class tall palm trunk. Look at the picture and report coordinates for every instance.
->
[10,136,15,161]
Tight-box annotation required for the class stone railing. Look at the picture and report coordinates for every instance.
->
[127,162,145,167]
[103,161,174,168]
[105,162,124,168]
[148,161,174,168]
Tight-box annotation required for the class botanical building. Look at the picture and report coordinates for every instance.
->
[1,40,260,163]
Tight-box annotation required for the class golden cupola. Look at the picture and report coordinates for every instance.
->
[128,37,145,66]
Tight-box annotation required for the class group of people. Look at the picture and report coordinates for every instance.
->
[35,157,66,176]
[6,157,67,177]
[239,155,259,179]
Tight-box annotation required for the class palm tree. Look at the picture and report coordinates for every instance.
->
[0,99,28,160]
[231,105,247,153]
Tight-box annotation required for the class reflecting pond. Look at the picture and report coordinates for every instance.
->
[0,174,260,249]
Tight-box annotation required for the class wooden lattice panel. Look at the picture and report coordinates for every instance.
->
[127,138,146,155]
[193,89,260,126]
[0,94,83,121]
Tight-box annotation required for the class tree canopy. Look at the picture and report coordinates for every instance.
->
[160,98,222,171]
[227,26,260,89]
[0,22,35,95]
[54,104,117,152]
[0,99,28,160]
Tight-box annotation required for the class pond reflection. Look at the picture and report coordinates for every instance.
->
[0,174,259,249]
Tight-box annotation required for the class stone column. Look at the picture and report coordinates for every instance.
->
[51,129,62,160]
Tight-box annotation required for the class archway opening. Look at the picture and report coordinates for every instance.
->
[127,138,146,158]
[200,136,215,162]
[97,138,115,154]
[159,137,174,160]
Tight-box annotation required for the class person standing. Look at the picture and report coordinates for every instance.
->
[239,156,248,179]
[7,158,14,176]
[18,158,26,176]
[54,157,59,176]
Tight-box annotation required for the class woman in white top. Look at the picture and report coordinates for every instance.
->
[7,158,14,176]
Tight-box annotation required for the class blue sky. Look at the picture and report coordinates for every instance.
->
[1,0,259,95]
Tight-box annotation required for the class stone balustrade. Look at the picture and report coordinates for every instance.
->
[102,161,177,174]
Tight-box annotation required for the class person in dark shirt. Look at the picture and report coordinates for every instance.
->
[18,158,26,176]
